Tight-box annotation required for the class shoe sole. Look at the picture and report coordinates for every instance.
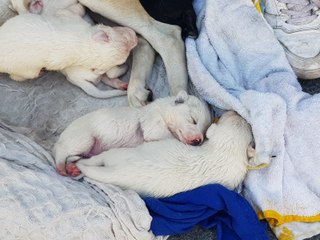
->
[283,45,320,80]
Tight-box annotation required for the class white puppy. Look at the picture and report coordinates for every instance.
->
[74,111,257,198]
[0,11,137,98]
[10,0,86,16]
[79,0,188,106]
[54,91,211,176]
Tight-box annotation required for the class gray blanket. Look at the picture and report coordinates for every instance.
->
[0,56,169,239]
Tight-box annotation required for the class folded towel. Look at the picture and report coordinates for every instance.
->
[187,0,320,238]
[144,184,268,240]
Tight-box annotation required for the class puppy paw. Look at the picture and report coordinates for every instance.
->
[118,82,128,90]
[56,164,67,176]
[66,162,81,177]
[128,87,152,107]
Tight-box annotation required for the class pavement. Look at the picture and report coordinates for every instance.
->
[170,78,320,240]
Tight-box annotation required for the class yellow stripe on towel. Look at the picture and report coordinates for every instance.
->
[279,227,294,240]
[252,0,262,13]
[258,210,320,227]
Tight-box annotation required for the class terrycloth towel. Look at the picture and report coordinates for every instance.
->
[187,0,320,239]
[0,123,166,240]
[144,184,268,240]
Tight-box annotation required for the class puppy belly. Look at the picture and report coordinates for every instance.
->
[82,137,105,157]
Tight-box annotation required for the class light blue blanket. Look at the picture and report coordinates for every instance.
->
[187,0,320,238]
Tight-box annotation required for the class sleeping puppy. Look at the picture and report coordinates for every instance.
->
[2,0,190,105]
[0,12,137,98]
[7,0,132,98]
[74,111,258,197]
[77,0,189,106]
[54,91,211,176]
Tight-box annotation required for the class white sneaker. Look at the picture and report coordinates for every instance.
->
[262,0,320,79]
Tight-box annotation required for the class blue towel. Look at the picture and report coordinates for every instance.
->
[144,184,268,240]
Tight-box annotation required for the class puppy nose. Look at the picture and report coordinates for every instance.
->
[191,138,202,146]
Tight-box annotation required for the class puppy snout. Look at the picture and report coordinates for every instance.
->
[119,27,138,49]
[190,138,202,146]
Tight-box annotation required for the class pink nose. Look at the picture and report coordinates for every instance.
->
[186,136,203,146]
[191,138,202,146]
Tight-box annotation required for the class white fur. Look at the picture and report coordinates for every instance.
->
[54,91,211,175]
[0,12,137,97]
[10,0,86,16]
[78,0,188,106]
[76,111,256,197]
[6,0,188,104]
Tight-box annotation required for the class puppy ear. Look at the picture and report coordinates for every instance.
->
[247,141,255,159]
[175,90,188,104]
[93,31,110,43]
[29,0,43,14]
[246,142,268,170]
[205,123,217,139]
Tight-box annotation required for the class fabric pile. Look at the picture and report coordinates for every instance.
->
[0,56,266,239]
[186,0,320,239]
[0,121,164,240]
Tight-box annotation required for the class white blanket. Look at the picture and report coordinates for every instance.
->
[187,0,320,239]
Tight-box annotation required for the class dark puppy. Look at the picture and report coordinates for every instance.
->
[139,0,198,39]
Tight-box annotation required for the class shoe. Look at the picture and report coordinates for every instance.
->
[262,0,320,79]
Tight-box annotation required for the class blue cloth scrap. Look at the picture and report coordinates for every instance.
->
[144,184,268,240]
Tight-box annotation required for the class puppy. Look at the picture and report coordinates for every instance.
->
[7,0,132,98]
[0,12,137,98]
[78,0,189,106]
[54,91,211,176]
[2,0,189,104]
[74,111,256,197]
[10,0,86,16]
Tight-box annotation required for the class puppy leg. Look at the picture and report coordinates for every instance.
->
[10,69,42,81]
[128,37,155,107]
[101,75,128,90]
[9,74,27,81]
[106,64,128,79]
[66,155,105,177]
[63,70,127,98]
[78,0,188,96]
[76,149,136,183]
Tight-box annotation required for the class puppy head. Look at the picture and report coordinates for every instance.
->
[206,111,263,167]
[207,111,252,141]
[165,91,211,146]
[90,25,138,71]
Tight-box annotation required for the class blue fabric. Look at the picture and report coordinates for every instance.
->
[144,184,268,240]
